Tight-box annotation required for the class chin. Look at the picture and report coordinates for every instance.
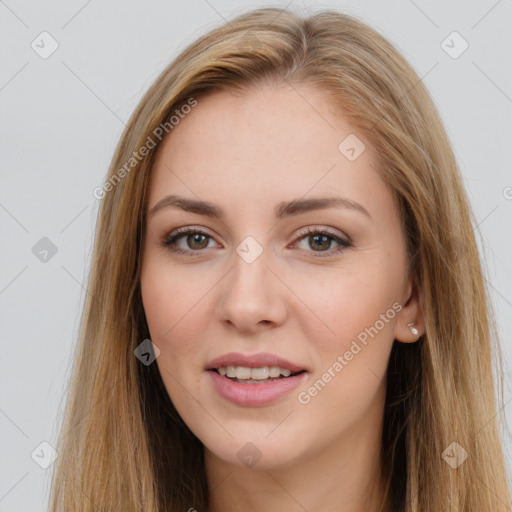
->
[204,434,305,471]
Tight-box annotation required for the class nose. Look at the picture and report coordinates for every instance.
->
[215,247,287,334]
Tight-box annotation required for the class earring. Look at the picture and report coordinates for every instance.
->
[408,323,419,336]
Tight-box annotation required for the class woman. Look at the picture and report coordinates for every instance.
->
[48,6,511,512]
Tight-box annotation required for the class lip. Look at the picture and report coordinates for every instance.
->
[207,369,308,407]
[205,352,307,373]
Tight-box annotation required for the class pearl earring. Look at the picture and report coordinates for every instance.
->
[408,323,419,336]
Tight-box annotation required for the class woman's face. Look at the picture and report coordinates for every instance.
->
[140,82,421,471]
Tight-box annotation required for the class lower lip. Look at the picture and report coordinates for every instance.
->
[207,370,308,407]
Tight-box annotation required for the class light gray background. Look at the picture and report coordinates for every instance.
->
[1,0,511,510]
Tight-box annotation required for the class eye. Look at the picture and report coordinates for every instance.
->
[291,226,351,257]
[160,226,218,255]
[159,226,351,258]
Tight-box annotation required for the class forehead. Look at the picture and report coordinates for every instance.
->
[158,82,361,165]
[147,83,395,224]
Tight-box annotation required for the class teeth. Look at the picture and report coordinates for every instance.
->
[218,366,294,379]
[268,367,281,378]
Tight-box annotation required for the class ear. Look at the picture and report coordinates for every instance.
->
[393,275,425,343]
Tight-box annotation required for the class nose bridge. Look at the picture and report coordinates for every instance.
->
[215,235,285,330]
[229,236,271,303]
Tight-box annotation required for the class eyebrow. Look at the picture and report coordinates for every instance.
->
[148,194,371,220]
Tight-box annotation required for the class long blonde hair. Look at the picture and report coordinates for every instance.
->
[48,6,511,511]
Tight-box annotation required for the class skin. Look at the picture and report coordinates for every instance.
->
[140,81,424,512]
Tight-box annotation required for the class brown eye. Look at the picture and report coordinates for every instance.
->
[293,227,351,257]
[161,227,216,254]
[184,233,209,250]
[307,233,333,252]
[160,226,351,258]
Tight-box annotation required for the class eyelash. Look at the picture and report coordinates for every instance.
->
[159,226,352,258]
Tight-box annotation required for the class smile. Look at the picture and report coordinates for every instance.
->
[207,368,308,406]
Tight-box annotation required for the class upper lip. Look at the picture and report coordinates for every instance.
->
[205,352,307,373]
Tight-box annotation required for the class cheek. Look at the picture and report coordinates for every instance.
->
[293,266,399,369]
[141,257,210,334]
[141,280,216,438]
[292,270,396,424]
[140,260,209,372]
[140,266,205,411]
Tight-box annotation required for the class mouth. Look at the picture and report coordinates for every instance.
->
[204,352,309,406]
[206,366,309,407]
[209,367,308,384]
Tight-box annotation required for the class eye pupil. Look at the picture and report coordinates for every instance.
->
[310,234,330,251]
[188,234,208,249]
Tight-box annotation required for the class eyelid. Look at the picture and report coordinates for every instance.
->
[160,224,352,257]
[293,225,352,245]
[290,226,351,258]
[160,225,220,251]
